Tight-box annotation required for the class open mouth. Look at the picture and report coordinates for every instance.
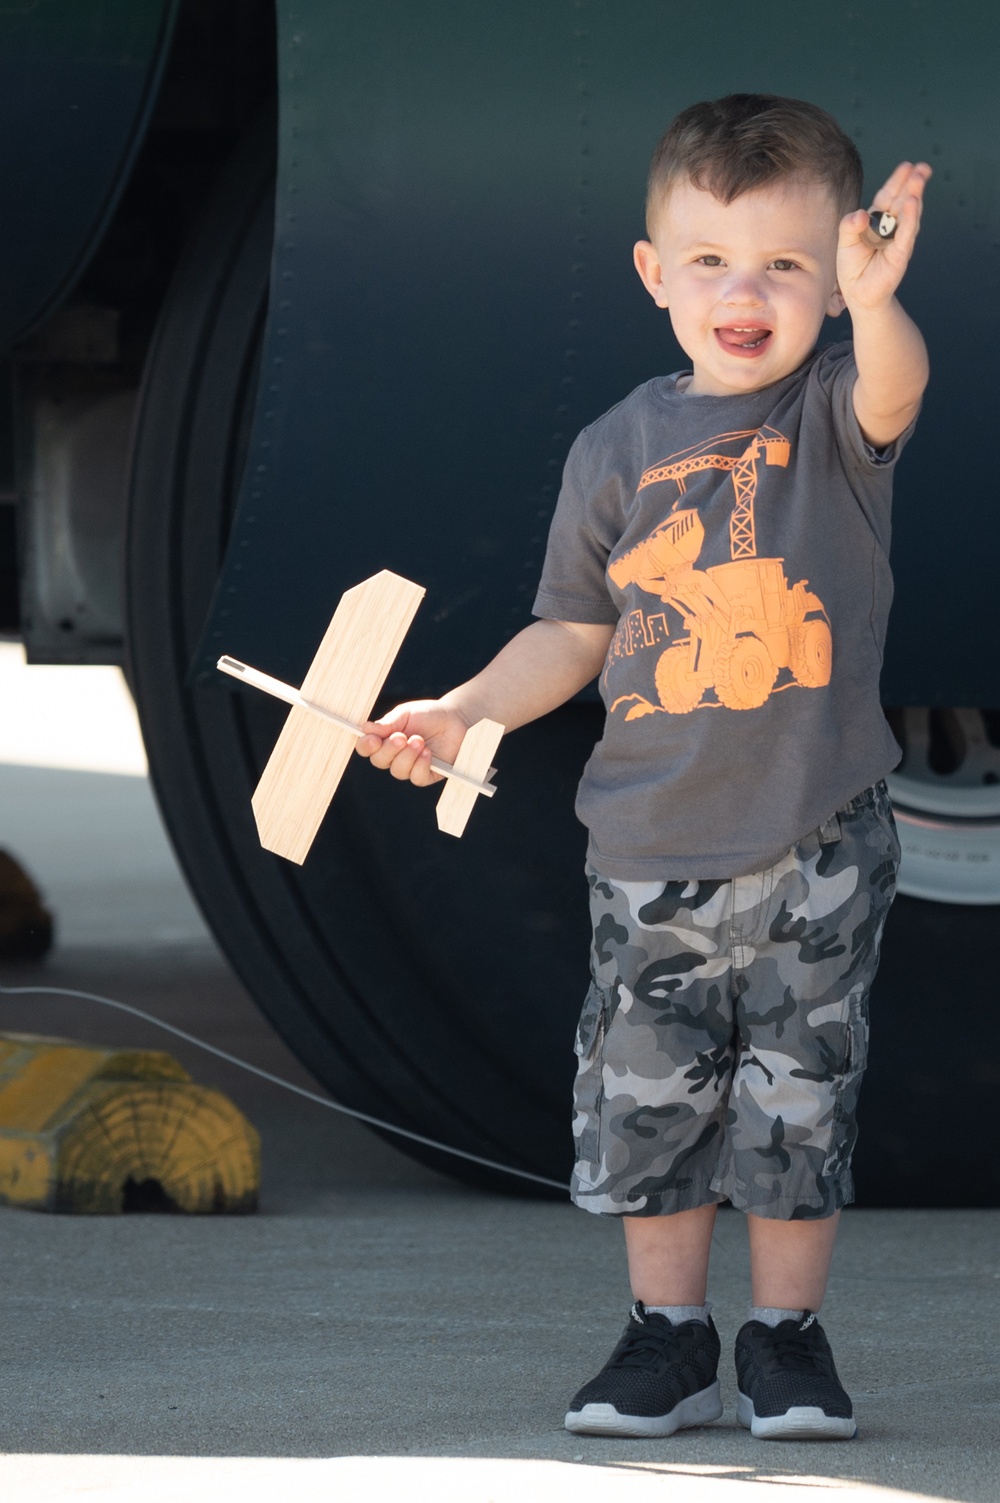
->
[716,326,773,355]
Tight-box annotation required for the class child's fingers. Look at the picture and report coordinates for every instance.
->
[844,166,927,263]
[355,709,411,762]
[870,161,931,228]
[356,700,467,783]
[839,207,873,249]
[874,176,927,258]
[389,737,443,787]
[874,160,916,206]
[363,707,412,739]
[354,729,385,760]
[360,729,405,769]
[874,159,929,205]
[366,730,439,784]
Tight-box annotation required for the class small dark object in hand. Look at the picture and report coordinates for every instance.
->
[868,209,897,239]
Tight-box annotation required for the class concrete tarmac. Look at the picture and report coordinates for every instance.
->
[0,655,997,1502]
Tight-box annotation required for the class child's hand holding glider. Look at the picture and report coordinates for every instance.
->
[357,701,470,786]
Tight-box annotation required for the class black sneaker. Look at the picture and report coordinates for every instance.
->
[565,1302,722,1437]
[735,1311,857,1440]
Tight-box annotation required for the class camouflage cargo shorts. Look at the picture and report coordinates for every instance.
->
[572,782,900,1221]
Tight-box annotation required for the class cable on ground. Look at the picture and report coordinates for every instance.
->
[0,982,569,1194]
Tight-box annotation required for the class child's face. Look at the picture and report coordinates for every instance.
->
[634,176,846,397]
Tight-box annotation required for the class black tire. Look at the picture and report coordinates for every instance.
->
[859,707,1000,1206]
[124,119,595,1195]
[858,892,1000,1207]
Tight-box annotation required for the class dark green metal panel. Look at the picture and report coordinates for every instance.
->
[200,0,997,706]
[0,0,178,348]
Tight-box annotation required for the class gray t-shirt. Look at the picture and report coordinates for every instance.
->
[532,342,911,880]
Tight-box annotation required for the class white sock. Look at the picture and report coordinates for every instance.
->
[644,1302,712,1325]
[748,1305,806,1327]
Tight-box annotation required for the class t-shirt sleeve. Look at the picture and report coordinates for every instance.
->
[811,342,918,547]
[531,430,621,624]
[817,342,918,473]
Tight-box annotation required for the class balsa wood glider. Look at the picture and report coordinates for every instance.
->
[217,570,503,864]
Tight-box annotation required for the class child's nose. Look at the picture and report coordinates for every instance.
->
[721,274,766,306]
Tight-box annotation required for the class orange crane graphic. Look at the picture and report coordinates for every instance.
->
[606,427,831,715]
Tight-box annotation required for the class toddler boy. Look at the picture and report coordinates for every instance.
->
[358,94,929,1441]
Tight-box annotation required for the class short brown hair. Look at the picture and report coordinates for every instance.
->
[646,94,863,232]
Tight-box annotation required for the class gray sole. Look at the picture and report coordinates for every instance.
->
[737,1390,856,1440]
[565,1380,723,1438]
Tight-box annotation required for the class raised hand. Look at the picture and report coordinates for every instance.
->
[837,161,931,311]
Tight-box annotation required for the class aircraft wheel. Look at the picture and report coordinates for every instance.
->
[884,707,1000,904]
[123,119,593,1195]
[850,704,1000,1206]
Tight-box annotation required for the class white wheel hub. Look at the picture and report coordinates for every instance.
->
[886,708,1000,905]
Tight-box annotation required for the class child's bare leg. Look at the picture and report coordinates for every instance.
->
[737,1211,855,1440]
[565,1205,723,1437]
[623,1204,718,1305]
[747,1210,840,1310]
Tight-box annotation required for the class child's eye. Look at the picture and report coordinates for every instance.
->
[770,259,798,271]
[696,255,723,267]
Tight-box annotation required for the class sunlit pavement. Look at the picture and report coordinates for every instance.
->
[0,1454,964,1502]
[0,646,997,1502]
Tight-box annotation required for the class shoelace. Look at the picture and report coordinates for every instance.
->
[616,1328,681,1369]
[615,1312,696,1369]
[756,1325,832,1374]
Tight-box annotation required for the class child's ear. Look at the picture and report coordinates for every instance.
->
[634,241,669,308]
[826,283,847,317]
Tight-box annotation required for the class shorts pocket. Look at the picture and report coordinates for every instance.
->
[573,980,608,1165]
[866,783,902,870]
[574,980,607,1059]
[822,987,869,1178]
[845,987,869,1074]
[862,798,901,934]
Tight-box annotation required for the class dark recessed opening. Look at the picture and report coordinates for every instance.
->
[927,709,962,776]
[121,1176,179,1213]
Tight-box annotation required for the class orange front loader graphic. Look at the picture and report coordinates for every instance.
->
[607,427,831,717]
